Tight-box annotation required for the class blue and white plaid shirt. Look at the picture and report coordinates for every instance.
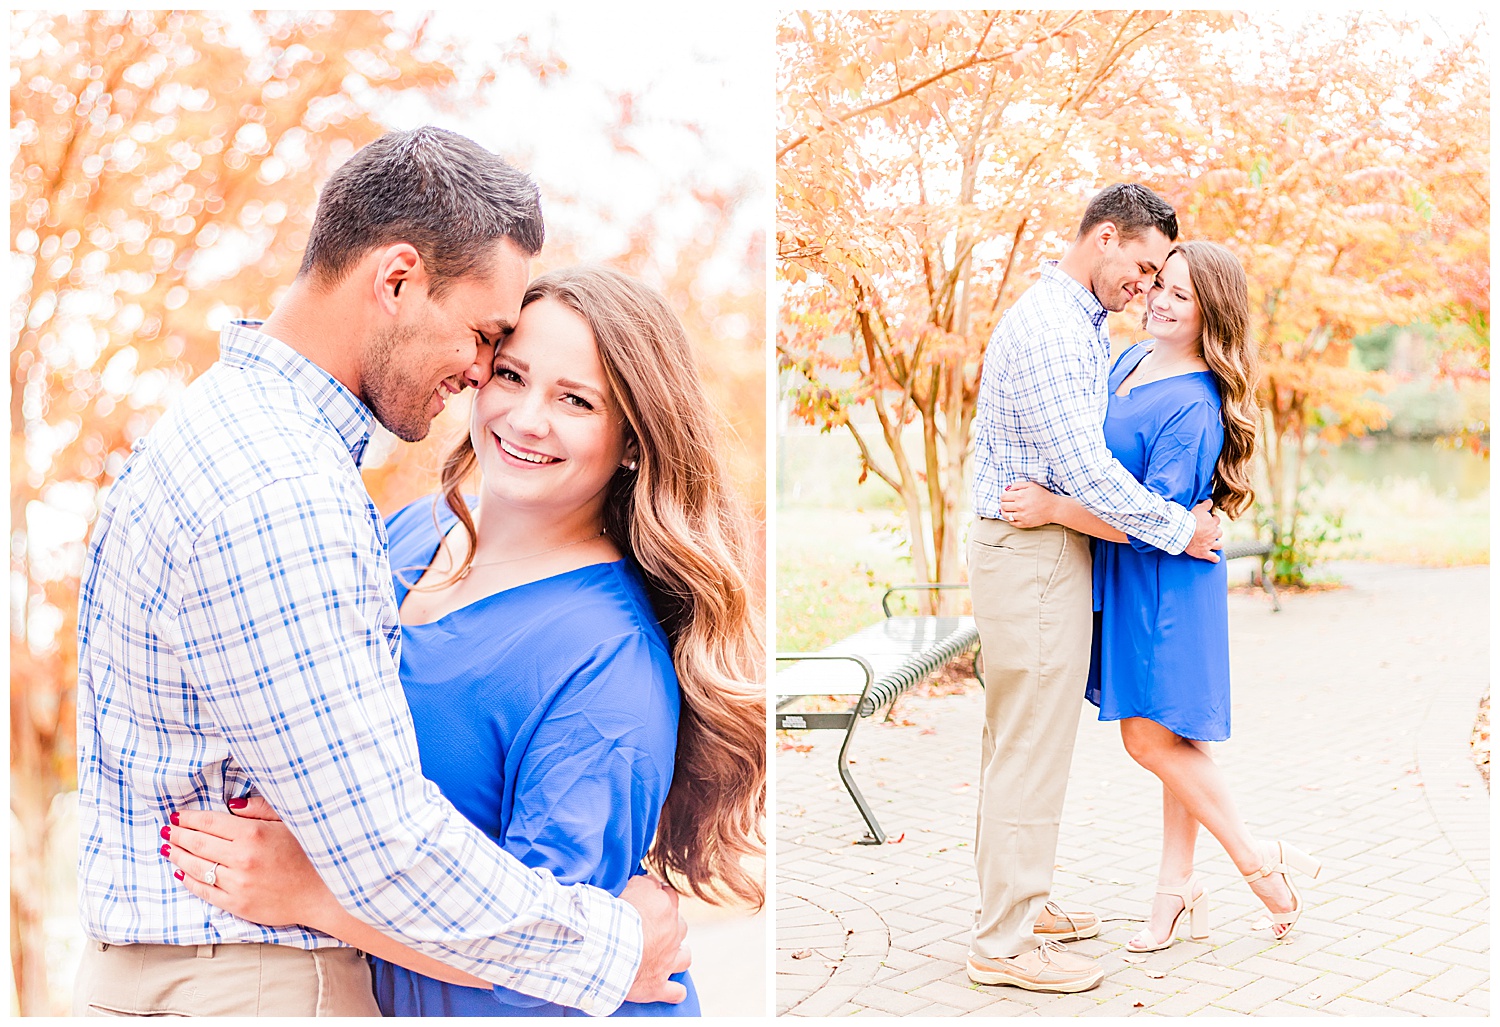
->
[76,321,639,1015]
[972,261,1195,553]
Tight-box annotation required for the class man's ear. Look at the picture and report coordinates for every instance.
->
[1092,220,1119,250]
[373,243,423,316]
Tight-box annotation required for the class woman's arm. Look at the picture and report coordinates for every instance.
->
[1000,482,1127,542]
[163,801,493,989]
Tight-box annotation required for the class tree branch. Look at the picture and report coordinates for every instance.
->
[778,12,1084,162]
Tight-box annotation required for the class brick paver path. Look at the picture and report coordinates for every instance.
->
[776,563,1489,1016]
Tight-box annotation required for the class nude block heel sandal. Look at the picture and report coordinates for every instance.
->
[1126,873,1210,953]
[1244,840,1321,939]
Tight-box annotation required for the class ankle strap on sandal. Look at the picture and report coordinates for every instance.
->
[1154,874,1202,903]
[1242,862,1280,884]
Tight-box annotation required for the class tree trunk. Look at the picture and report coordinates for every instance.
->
[11,771,55,1014]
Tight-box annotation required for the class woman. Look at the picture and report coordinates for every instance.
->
[160,266,765,1014]
[1001,241,1319,951]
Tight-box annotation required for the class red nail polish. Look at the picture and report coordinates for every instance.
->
[173,870,184,881]
[227,797,248,810]
[160,844,170,858]
[169,812,180,826]
[160,825,171,841]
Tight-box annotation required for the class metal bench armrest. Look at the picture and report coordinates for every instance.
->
[773,652,875,702]
[880,582,971,618]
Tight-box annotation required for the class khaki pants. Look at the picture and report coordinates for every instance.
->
[74,939,382,1016]
[967,516,1094,960]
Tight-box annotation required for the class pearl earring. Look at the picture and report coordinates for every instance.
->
[623,459,638,472]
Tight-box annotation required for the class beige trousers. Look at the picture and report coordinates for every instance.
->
[967,516,1094,960]
[73,939,382,1017]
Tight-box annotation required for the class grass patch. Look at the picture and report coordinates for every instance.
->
[1316,476,1490,566]
[775,506,913,652]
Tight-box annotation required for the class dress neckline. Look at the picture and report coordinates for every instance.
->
[399,559,626,628]
[1113,343,1211,398]
[395,509,624,627]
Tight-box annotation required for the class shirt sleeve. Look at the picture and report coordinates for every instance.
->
[166,473,641,1016]
[1009,327,1196,553]
[1127,400,1223,554]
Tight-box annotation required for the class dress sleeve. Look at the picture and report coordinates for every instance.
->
[501,631,678,894]
[1127,398,1223,554]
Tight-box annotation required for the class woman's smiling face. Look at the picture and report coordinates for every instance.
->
[1145,251,1203,350]
[469,296,631,524]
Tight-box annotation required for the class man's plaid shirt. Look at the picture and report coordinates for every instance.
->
[972,261,1195,553]
[75,321,639,1015]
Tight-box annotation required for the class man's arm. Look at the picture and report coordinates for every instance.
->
[167,475,651,1014]
[1007,330,1199,554]
[161,804,688,1005]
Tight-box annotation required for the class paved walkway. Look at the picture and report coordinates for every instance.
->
[776,563,1489,1016]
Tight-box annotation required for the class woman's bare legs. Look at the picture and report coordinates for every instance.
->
[1120,717,1295,934]
[1135,775,1203,946]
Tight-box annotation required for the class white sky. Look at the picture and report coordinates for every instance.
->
[377,8,770,274]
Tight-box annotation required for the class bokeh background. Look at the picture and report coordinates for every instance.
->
[776,9,1488,651]
[10,9,766,1015]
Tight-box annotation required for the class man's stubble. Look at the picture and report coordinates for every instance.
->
[361,321,433,443]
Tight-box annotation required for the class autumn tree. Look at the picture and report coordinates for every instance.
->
[777,10,1231,600]
[1136,13,1490,580]
[9,11,471,1011]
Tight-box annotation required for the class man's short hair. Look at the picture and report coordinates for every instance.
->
[298,127,544,300]
[1076,183,1178,243]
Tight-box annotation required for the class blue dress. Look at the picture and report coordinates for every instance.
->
[370,497,699,1016]
[1085,343,1232,741]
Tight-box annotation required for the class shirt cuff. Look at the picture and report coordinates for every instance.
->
[547,882,643,1016]
[1158,503,1196,555]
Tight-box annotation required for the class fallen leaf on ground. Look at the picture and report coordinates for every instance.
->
[791,949,812,959]
[1145,971,1166,979]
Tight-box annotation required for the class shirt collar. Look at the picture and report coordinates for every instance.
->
[218,319,377,467]
[1038,260,1109,330]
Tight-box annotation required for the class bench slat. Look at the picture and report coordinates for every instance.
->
[776,616,978,715]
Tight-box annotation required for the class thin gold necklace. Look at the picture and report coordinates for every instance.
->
[453,529,607,581]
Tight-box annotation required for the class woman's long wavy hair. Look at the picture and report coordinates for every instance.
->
[435,265,765,907]
[1159,241,1260,520]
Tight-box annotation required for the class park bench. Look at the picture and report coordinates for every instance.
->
[776,584,979,844]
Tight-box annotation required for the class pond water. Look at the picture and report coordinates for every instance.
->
[1305,436,1490,501]
[778,428,1491,508]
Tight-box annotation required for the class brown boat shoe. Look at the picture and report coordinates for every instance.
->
[1033,900,1101,941]
[967,939,1105,993]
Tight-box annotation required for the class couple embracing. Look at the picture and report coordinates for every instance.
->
[966,184,1320,993]
[73,127,763,1016]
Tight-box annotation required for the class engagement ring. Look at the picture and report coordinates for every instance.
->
[205,862,219,887]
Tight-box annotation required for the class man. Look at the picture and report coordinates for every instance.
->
[74,127,687,1016]
[965,183,1223,993]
